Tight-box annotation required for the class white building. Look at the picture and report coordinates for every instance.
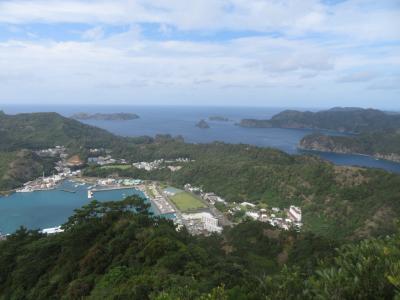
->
[240,202,256,208]
[288,206,302,223]
[245,211,259,220]
[41,226,64,235]
[182,212,223,233]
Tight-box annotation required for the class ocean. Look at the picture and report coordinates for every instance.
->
[2,105,400,233]
[3,104,400,173]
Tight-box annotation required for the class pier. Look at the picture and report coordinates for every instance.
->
[91,186,135,192]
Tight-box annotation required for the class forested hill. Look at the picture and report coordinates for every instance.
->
[0,112,125,151]
[0,196,399,299]
[239,107,400,133]
[1,112,400,240]
[300,131,400,162]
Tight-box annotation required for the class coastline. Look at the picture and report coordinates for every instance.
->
[298,145,400,164]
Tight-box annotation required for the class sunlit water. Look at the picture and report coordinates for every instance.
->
[0,180,159,234]
[3,105,400,173]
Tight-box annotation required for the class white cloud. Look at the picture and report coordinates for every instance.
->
[82,26,105,40]
[0,0,398,41]
[0,0,399,106]
[337,71,377,83]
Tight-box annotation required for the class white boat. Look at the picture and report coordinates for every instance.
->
[16,187,33,193]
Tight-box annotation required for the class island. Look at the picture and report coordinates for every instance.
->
[196,119,210,129]
[209,116,231,122]
[237,107,400,132]
[238,107,400,162]
[71,112,139,121]
[0,110,399,299]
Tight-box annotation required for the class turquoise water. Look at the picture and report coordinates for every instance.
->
[0,180,159,234]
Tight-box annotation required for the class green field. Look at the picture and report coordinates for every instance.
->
[170,192,207,212]
[100,164,132,170]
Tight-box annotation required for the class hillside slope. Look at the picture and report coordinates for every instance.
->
[0,197,398,299]
[299,131,400,162]
[0,112,124,151]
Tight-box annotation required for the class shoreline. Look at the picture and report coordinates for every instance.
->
[298,147,400,168]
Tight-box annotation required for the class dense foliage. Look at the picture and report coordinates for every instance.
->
[1,112,400,240]
[86,141,400,240]
[0,112,129,151]
[0,150,56,192]
[300,130,400,157]
[0,196,399,299]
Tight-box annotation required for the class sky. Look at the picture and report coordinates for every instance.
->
[0,0,399,109]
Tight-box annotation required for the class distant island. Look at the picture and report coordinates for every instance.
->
[209,116,231,122]
[238,107,400,132]
[196,119,210,129]
[71,113,139,121]
[238,107,400,162]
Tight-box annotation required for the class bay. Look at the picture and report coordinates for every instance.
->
[2,105,400,173]
[0,180,154,234]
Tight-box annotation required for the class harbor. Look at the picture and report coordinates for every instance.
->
[0,180,155,234]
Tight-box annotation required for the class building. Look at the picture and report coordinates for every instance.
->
[240,202,256,208]
[245,211,259,220]
[41,226,64,235]
[182,212,223,234]
[288,206,302,223]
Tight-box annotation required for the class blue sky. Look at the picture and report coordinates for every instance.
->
[0,0,399,109]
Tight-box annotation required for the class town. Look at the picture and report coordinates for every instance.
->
[11,146,302,236]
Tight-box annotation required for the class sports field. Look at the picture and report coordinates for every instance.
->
[170,192,207,212]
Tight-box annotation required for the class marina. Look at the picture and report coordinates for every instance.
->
[0,180,158,234]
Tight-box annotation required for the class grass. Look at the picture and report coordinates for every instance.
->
[100,164,132,170]
[170,192,207,212]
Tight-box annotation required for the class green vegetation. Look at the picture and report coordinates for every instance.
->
[170,191,207,212]
[300,130,400,159]
[1,111,400,240]
[0,196,399,299]
[0,150,55,191]
[237,106,400,161]
[240,107,400,160]
[86,141,400,240]
[239,107,400,132]
[0,112,154,191]
[0,112,126,152]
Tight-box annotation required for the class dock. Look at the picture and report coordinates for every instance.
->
[91,186,134,192]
